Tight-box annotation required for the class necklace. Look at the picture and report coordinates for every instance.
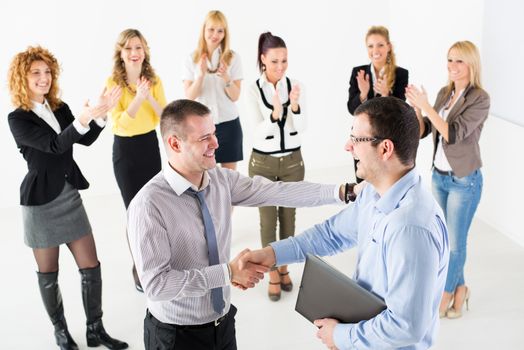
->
[206,47,221,73]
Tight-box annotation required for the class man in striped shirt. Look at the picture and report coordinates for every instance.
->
[127,99,345,350]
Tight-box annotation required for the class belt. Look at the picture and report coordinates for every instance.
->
[147,310,228,329]
[433,167,454,176]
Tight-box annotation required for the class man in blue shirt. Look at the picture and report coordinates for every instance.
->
[240,97,449,349]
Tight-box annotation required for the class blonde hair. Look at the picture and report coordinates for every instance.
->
[192,10,233,66]
[366,26,397,92]
[7,46,62,111]
[112,29,157,89]
[445,40,483,95]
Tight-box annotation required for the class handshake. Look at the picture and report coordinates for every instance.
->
[227,246,276,290]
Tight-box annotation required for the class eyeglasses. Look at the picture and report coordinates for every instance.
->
[349,135,387,144]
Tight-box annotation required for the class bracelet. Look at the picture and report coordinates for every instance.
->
[344,182,357,203]
[225,80,232,88]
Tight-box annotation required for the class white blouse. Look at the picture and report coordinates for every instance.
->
[183,48,243,124]
[434,89,465,171]
[246,73,306,156]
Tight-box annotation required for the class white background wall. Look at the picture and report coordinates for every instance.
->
[1,0,522,246]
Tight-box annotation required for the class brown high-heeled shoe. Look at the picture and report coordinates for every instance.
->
[447,286,470,319]
[268,281,281,301]
[279,271,293,292]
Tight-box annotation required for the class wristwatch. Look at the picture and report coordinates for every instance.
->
[225,80,232,88]
[344,182,357,203]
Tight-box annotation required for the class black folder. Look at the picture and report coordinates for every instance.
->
[295,254,386,324]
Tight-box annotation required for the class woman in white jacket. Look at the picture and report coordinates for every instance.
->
[246,32,306,301]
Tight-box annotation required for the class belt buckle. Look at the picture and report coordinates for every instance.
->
[214,315,225,327]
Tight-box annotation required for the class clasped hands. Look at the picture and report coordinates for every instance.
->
[235,246,340,349]
[271,84,300,121]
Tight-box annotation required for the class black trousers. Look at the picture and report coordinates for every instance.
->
[144,306,237,350]
[112,130,161,209]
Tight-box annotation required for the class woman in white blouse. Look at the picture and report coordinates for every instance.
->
[246,32,305,301]
[183,10,243,170]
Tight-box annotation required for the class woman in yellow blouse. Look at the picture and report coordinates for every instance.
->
[106,28,166,292]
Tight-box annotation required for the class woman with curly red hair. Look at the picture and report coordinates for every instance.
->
[7,46,127,350]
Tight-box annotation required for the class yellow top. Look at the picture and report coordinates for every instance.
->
[106,76,166,137]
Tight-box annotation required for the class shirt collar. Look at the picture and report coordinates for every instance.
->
[163,162,210,196]
[372,167,419,214]
[31,99,51,112]
[369,64,385,85]
[259,72,286,90]
[369,63,377,84]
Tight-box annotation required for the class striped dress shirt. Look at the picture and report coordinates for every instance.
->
[127,164,339,325]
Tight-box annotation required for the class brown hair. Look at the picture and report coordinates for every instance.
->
[160,99,211,142]
[192,10,233,66]
[366,26,397,93]
[7,46,62,111]
[112,28,157,89]
[257,32,287,74]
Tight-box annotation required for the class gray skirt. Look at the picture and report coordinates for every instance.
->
[22,182,92,248]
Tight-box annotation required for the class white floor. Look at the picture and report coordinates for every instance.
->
[2,167,523,350]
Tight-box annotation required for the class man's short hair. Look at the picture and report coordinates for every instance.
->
[160,99,210,141]
[354,97,419,166]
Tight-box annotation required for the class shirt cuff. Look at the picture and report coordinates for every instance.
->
[270,239,297,266]
[333,185,344,204]
[72,119,90,135]
[269,112,279,123]
[94,118,107,128]
[205,264,228,289]
[222,263,231,286]
[334,323,353,350]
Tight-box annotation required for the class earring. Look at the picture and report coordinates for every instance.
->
[386,53,391,64]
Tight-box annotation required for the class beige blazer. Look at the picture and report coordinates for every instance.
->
[421,85,490,178]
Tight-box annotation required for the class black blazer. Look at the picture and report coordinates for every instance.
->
[347,64,409,115]
[8,102,104,206]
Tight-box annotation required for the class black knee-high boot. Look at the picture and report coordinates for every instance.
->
[79,263,128,350]
[37,271,79,350]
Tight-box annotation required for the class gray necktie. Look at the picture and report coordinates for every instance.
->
[187,188,225,315]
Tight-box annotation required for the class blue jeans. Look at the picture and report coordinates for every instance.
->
[432,169,483,293]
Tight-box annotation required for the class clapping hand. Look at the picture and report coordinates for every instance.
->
[373,73,389,96]
[405,84,430,112]
[198,53,208,77]
[95,86,122,118]
[356,69,370,101]
[289,84,301,112]
[229,249,269,290]
[271,92,283,121]
[78,86,122,126]
[217,59,230,82]
[136,76,151,100]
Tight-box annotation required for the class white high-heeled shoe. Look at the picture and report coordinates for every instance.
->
[446,286,470,319]
[439,293,454,318]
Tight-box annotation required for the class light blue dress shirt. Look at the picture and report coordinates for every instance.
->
[271,168,449,349]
